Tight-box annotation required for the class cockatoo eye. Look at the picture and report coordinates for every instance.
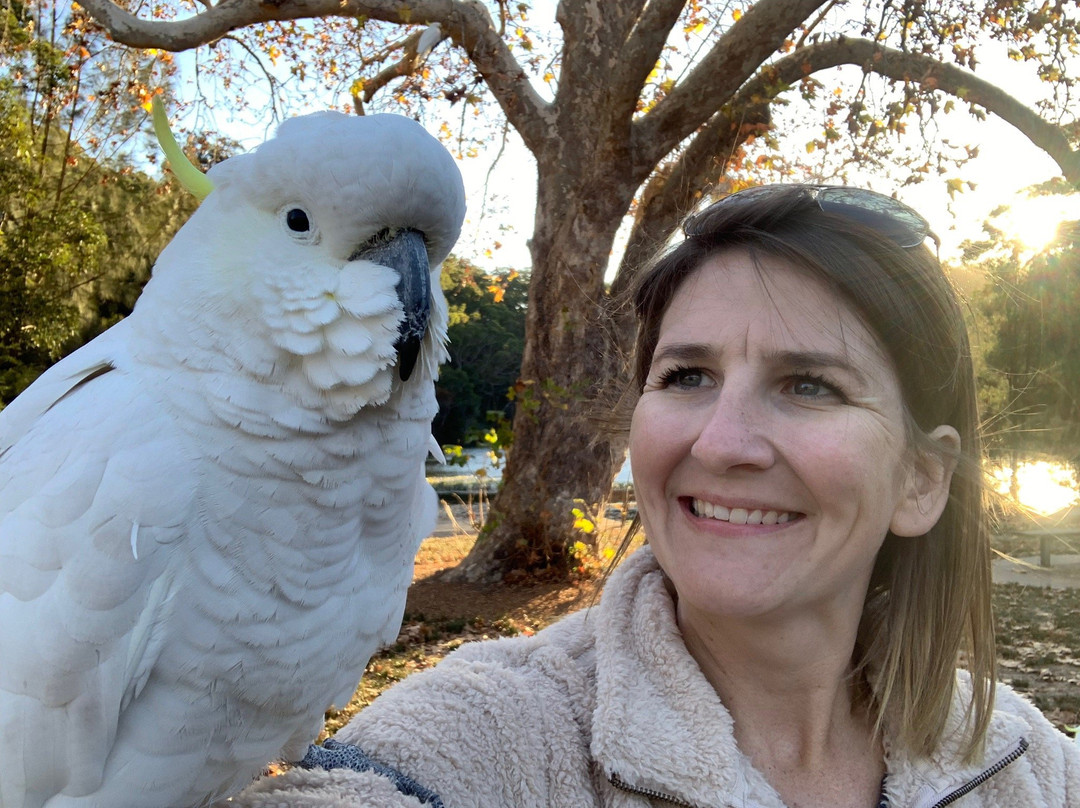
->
[280,206,319,244]
[286,208,311,232]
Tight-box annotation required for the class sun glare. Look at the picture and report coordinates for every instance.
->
[996,195,1080,254]
[992,460,1080,517]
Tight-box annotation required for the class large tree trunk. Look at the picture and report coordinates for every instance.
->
[444,164,637,582]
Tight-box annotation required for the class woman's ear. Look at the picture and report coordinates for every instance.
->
[890,425,961,538]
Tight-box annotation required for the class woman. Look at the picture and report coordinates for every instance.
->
[236,186,1079,808]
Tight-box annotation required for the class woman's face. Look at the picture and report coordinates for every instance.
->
[629,249,946,624]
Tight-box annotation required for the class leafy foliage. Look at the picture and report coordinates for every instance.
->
[0,88,104,400]
[0,1,198,404]
[433,255,526,446]
[977,222,1080,462]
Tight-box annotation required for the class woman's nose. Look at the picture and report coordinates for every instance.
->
[689,386,776,472]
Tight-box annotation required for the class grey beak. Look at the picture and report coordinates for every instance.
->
[349,228,430,381]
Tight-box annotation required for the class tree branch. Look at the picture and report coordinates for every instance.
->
[79,0,553,152]
[353,28,426,112]
[759,38,1080,186]
[608,0,684,122]
[617,35,1080,293]
[613,100,771,297]
[633,0,828,169]
[552,0,645,135]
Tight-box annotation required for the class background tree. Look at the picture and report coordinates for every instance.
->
[75,0,1080,581]
[434,256,527,447]
[975,206,1080,469]
[0,0,198,403]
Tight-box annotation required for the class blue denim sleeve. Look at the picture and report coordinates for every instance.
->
[299,739,445,808]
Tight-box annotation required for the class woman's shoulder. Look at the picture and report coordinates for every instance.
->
[347,606,598,752]
[232,551,670,808]
[989,677,1080,765]
[352,605,600,733]
[948,672,1080,806]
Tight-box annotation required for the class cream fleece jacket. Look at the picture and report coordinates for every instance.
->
[234,548,1080,808]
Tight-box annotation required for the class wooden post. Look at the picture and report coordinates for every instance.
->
[1040,534,1053,568]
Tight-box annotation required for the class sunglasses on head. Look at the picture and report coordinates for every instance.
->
[687,184,936,249]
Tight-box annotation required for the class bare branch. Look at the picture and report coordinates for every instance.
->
[608,0,684,122]
[634,0,829,169]
[767,38,1080,186]
[220,33,280,106]
[794,0,843,49]
[353,28,426,112]
[79,0,553,152]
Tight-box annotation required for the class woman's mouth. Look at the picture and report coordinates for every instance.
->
[689,498,803,526]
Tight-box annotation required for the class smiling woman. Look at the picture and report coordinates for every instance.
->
[233,187,1080,808]
[612,186,998,808]
[631,252,953,630]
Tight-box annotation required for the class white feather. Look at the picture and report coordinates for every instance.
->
[416,23,442,59]
[0,112,464,808]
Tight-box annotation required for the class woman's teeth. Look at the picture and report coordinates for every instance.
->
[691,499,797,525]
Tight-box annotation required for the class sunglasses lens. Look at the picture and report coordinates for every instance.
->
[814,187,929,248]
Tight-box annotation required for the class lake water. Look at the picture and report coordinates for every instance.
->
[428,447,634,484]
[990,459,1078,517]
[430,450,1078,515]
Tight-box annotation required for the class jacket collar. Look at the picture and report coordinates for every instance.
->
[590,547,781,807]
[882,677,1031,807]
[589,547,1032,808]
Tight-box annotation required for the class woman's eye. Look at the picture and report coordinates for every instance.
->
[786,375,841,400]
[285,208,311,232]
[659,367,707,389]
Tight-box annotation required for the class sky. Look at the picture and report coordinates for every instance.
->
[428,15,1080,277]
[433,51,1080,278]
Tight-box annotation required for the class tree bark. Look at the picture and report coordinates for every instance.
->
[444,180,634,581]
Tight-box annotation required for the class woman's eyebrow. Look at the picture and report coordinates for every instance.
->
[650,343,714,365]
[772,350,869,384]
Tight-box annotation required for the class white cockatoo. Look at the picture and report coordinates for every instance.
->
[0,106,465,808]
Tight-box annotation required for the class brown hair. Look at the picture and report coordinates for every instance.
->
[617,185,994,760]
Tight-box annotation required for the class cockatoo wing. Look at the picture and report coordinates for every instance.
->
[0,323,131,455]
[0,346,197,807]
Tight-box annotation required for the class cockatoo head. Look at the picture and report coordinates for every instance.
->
[146,112,465,419]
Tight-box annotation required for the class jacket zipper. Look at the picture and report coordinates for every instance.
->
[609,771,701,807]
[610,736,1030,808]
[920,737,1029,808]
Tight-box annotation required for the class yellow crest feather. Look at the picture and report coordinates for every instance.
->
[152,96,214,201]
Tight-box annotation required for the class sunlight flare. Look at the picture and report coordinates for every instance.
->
[992,460,1079,517]
[996,196,1080,254]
